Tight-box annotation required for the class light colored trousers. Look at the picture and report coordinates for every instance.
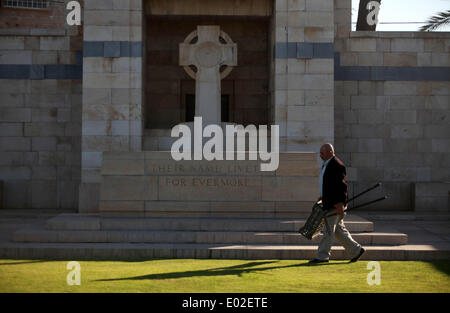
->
[317,213,362,260]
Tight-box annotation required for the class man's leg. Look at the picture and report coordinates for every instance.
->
[316,215,340,260]
[334,217,362,258]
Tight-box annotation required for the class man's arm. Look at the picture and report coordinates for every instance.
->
[334,202,345,216]
[333,162,347,215]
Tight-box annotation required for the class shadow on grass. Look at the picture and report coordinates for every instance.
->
[0,260,50,266]
[430,261,450,276]
[95,260,349,282]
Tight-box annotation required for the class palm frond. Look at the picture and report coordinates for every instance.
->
[419,10,450,32]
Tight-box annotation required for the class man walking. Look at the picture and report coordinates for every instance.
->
[309,143,365,263]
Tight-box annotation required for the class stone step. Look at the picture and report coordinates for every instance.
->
[46,214,374,232]
[0,209,74,219]
[1,242,449,261]
[358,212,450,222]
[118,211,314,219]
[13,228,408,245]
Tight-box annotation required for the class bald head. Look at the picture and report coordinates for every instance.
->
[320,143,335,161]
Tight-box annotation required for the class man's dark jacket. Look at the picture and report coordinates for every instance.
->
[322,156,348,210]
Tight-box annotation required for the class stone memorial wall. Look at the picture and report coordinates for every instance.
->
[99,151,319,217]
[0,0,448,212]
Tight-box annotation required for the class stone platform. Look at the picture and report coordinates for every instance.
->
[1,212,434,260]
[1,210,450,260]
[99,151,319,218]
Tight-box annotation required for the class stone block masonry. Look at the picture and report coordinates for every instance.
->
[334,1,450,210]
[0,77,82,209]
[414,182,450,211]
[274,0,335,153]
[0,1,83,209]
[80,0,144,212]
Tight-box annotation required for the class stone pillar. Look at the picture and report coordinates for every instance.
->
[79,0,144,212]
[274,0,334,152]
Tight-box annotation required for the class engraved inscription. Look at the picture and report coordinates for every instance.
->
[150,163,259,175]
[165,177,248,187]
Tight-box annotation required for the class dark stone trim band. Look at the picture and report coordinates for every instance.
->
[0,50,83,80]
[334,53,450,81]
[0,64,82,80]
[275,42,334,59]
[83,41,143,58]
[1,49,447,81]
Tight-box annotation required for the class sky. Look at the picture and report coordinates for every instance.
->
[351,0,450,31]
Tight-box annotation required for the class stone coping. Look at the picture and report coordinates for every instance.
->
[350,31,450,39]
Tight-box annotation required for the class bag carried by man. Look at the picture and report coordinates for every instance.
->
[298,183,387,240]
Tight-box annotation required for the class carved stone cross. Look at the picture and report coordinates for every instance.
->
[179,25,237,124]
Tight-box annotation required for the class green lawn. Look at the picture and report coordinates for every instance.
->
[0,259,449,293]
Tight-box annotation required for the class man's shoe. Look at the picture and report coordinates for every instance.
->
[308,259,329,264]
[350,248,365,263]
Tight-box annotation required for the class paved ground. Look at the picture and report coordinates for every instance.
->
[357,211,450,246]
